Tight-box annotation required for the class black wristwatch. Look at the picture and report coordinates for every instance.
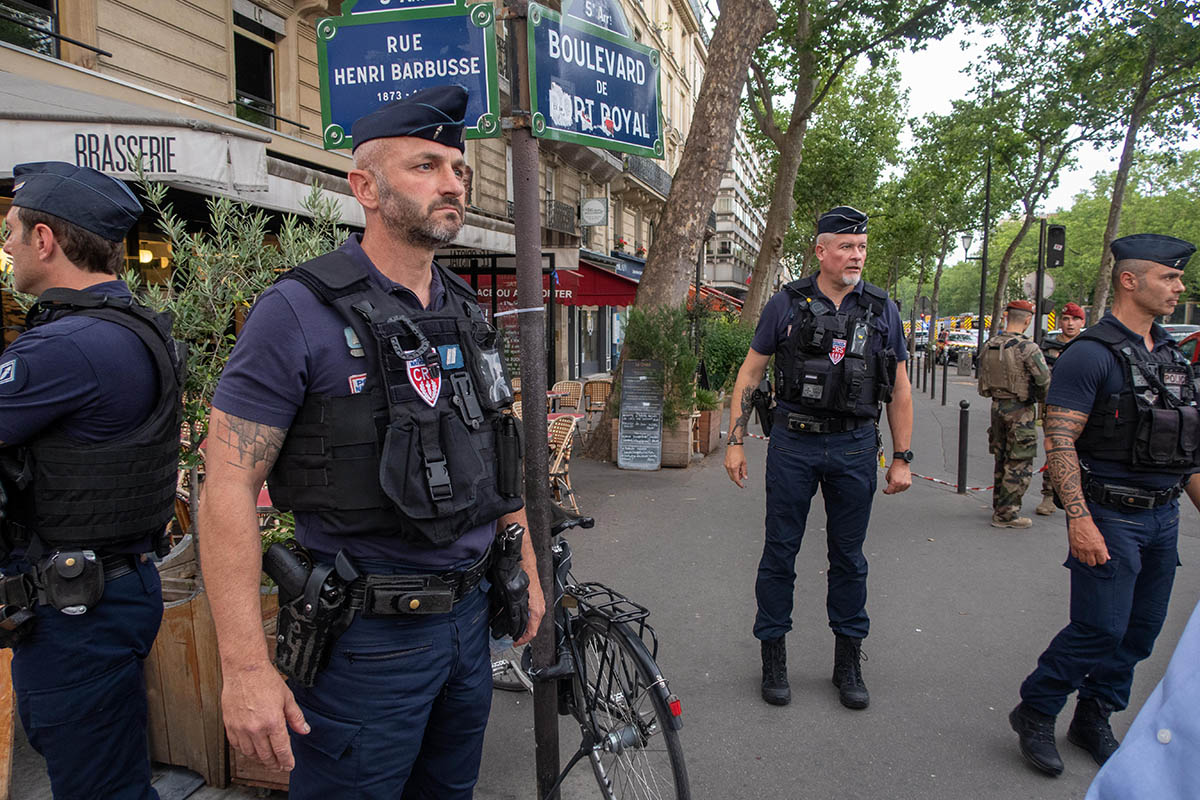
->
[892,450,914,463]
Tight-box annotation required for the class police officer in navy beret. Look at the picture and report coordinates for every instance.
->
[200,85,544,797]
[1011,233,1200,777]
[725,205,913,710]
[0,162,183,799]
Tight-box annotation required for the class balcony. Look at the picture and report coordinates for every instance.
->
[623,154,672,200]
[545,200,577,235]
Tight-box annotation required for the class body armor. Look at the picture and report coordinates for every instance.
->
[1073,319,1200,473]
[1041,333,1069,369]
[979,332,1036,401]
[773,276,897,420]
[3,289,184,552]
[267,252,524,548]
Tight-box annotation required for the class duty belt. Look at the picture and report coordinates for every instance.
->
[774,411,874,434]
[346,549,491,617]
[1083,478,1184,511]
[0,553,140,607]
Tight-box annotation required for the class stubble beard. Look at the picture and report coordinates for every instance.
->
[841,271,861,287]
[377,176,464,248]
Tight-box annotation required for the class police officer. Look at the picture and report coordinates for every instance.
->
[1036,301,1086,516]
[0,163,182,799]
[200,86,544,797]
[978,299,1050,528]
[725,205,913,709]
[1010,233,1200,777]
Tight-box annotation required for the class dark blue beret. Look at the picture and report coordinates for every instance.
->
[818,205,868,235]
[1111,233,1195,270]
[351,84,468,153]
[12,162,142,242]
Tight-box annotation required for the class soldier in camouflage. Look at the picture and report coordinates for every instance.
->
[978,299,1051,528]
[1036,302,1086,515]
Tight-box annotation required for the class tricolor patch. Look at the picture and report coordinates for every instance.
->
[348,373,367,394]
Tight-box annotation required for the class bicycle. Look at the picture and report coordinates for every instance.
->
[493,503,691,800]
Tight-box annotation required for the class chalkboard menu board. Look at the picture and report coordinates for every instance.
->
[617,359,664,470]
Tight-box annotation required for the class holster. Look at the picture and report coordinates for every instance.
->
[751,379,774,437]
[0,573,37,648]
[37,550,104,615]
[487,523,529,641]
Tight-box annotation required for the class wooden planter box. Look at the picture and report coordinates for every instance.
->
[696,408,723,454]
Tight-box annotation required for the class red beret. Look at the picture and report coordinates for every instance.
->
[1061,302,1085,319]
[1006,300,1034,313]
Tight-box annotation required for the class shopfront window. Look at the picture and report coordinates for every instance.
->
[0,0,57,57]
[129,236,173,287]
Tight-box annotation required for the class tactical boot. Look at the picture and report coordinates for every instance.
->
[1009,703,1064,776]
[1067,697,1120,766]
[832,635,869,709]
[992,514,1033,529]
[760,637,790,706]
[1036,496,1057,516]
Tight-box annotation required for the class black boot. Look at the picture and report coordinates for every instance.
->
[1067,697,1120,766]
[760,637,790,706]
[832,635,869,709]
[1009,702,1064,776]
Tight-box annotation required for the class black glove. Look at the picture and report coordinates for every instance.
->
[488,523,530,641]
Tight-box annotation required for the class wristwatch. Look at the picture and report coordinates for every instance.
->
[892,450,914,463]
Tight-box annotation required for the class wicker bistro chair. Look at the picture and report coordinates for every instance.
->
[547,415,580,513]
[508,400,522,420]
[550,380,583,412]
[582,379,612,432]
[510,376,521,404]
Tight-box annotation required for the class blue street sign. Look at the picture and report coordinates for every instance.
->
[316,3,501,149]
[347,0,456,13]
[528,3,662,159]
[563,0,630,37]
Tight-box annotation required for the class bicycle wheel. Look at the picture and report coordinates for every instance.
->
[491,640,533,693]
[572,614,690,800]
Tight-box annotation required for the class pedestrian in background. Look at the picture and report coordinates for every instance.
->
[1010,233,1200,778]
[1037,301,1086,516]
[725,205,913,710]
[0,163,183,799]
[977,299,1050,528]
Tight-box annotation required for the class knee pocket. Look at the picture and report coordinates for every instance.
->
[20,657,143,730]
[1066,555,1127,637]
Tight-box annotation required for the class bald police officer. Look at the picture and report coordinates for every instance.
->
[200,86,544,797]
[1011,233,1200,777]
[0,163,183,799]
[726,206,913,710]
[1037,302,1087,516]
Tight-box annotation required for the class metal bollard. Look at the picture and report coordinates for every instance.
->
[957,400,970,493]
[941,356,949,406]
[930,353,936,399]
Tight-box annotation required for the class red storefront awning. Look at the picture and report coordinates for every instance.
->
[457,263,638,308]
[688,284,744,312]
[572,262,638,307]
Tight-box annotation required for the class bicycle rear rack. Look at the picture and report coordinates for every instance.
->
[565,581,660,661]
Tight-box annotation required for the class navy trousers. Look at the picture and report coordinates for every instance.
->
[754,422,878,642]
[288,577,493,800]
[12,557,163,800]
[1020,499,1180,716]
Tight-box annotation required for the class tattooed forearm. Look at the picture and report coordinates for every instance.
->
[1044,406,1090,520]
[212,414,287,472]
[728,386,754,445]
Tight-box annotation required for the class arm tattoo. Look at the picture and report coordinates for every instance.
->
[1044,406,1090,520]
[727,386,754,446]
[212,415,287,473]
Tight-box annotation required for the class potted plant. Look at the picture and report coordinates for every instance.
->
[614,235,629,252]
[636,244,648,257]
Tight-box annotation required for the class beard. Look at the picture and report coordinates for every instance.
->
[840,271,861,287]
[376,175,464,248]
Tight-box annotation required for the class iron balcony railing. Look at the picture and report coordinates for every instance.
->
[545,199,577,234]
[624,154,672,199]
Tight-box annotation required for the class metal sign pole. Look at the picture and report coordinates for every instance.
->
[1034,218,1047,345]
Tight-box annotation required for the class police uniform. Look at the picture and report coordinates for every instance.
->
[1038,302,1086,513]
[210,86,523,797]
[750,206,907,710]
[978,299,1050,527]
[0,163,182,799]
[1011,233,1199,777]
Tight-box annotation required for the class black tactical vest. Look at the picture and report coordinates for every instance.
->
[266,252,524,548]
[3,289,184,551]
[1041,333,1068,369]
[774,276,897,419]
[1073,319,1200,473]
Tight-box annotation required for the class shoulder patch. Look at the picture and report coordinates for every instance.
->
[0,354,29,394]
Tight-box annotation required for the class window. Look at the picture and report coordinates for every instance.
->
[0,0,56,56]
[234,11,277,129]
[718,240,732,255]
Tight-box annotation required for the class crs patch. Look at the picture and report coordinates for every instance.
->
[437,344,463,370]
[0,355,28,394]
[830,338,847,365]
[347,373,367,394]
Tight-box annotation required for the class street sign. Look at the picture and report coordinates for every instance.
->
[563,0,631,37]
[316,1,501,150]
[527,3,663,159]
[347,0,458,12]
[1022,271,1055,299]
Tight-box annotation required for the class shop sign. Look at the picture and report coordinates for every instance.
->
[528,3,662,159]
[316,0,502,150]
[579,197,608,226]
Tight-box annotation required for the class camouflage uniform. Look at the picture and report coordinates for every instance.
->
[982,332,1050,521]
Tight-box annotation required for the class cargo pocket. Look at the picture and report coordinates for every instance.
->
[1064,555,1122,635]
[23,656,142,729]
[292,703,363,765]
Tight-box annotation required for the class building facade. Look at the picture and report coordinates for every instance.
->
[704,122,765,300]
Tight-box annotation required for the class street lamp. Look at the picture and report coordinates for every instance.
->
[961,228,988,376]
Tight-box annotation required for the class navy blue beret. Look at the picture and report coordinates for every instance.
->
[1111,233,1195,270]
[12,162,142,242]
[818,205,868,235]
[351,84,468,153]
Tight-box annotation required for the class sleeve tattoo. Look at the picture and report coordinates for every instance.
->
[727,386,755,446]
[1043,406,1090,520]
[212,414,287,473]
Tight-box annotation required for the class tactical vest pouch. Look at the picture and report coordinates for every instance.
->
[877,350,898,404]
[799,360,836,410]
[1134,406,1200,469]
[460,319,514,412]
[38,550,104,615]
[496,415,524,498]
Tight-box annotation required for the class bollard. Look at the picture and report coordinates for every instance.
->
[941,356,949,406]
[917,352,924,392]
[930,353,936,399]
[957,400,970,493]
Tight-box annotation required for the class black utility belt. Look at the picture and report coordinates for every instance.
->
[1083,478,1183,511]
[346,551,490,618]
[774,411,874,434]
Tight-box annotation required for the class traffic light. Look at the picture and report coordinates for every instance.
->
[1046,224,1066,268]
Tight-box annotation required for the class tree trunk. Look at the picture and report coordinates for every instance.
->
[990,209,1037,332]
[928,232,949,382]
[584,0,776,459]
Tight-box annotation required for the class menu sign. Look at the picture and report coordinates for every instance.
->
[617,359,663,470]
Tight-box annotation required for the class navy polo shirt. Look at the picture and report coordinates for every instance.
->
[212,234,498,568]
[0,280,158,554]
[1048,313,1189,490]
[751,279,908,414]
